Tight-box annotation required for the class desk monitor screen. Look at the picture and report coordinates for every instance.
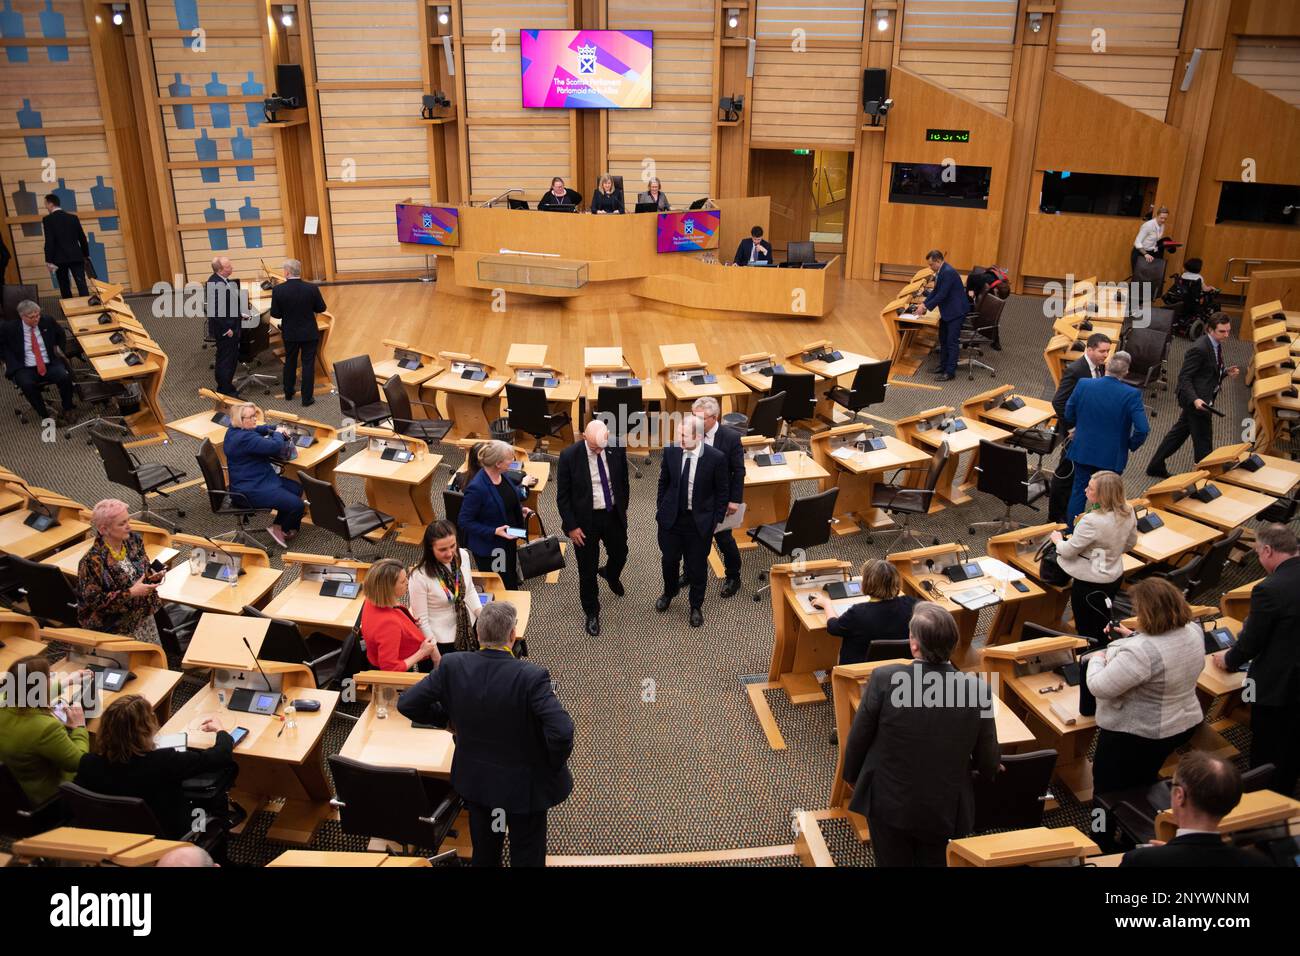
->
[321,580,360,599]
[396,203,460,247]
[656,210,720,253]
[520,30,653,109]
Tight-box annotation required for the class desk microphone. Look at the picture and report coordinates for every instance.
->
[242,636,278,696]
[205,538,246,576]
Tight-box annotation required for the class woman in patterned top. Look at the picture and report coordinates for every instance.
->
[76,498,163,643]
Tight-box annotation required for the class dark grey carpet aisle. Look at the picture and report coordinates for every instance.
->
[0,291,1277,865]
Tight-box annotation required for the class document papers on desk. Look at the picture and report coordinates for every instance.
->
[714,503,746,533]
[977,557,1025,582]
[947,585,1001,611]
[1049,698,1080,726]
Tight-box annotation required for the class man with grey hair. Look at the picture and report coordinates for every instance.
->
[1062,348,1149,525]
[206,255,243,395]
[690,396,745,597]
[1,298,76,422]
[654,414,729,626]
[269,257,327,407]
[156,845,218,867]
[398,599,574,867]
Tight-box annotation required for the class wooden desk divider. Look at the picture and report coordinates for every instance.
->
[381,339,439,374]
[180,612,313,693]
[350,668,422,716]
[658,343,703,370]
[986,522,1071,624]
[1154,789,1300,844]
[43,625,168,673]
[1251,372,1300,455]
[262,552,371,639]
[170,532,271,571]
[1043,334,1078,389]
[946,827,1099,867]
[762,558,853,714]
[1219,577,1260,624]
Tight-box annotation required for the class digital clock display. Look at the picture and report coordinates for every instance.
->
[926,128,970,143]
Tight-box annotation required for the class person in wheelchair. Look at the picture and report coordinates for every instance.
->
[1163,258,1220,338]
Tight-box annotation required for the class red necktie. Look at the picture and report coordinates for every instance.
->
[30,328,46,376]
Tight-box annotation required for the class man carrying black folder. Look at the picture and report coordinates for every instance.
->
[1147,313,1238,478]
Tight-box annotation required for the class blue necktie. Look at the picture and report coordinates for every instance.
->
[596,452,613,509]
[678,452,691,513]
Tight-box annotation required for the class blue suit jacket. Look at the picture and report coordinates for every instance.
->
[1064,376,1150,472]
[656,444,729,538]
[458,467,527,557]
[224,426,291,498]
[924,262,968,324]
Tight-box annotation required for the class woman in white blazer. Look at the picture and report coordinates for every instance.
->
[408,519,482,655]
[1050,470,1136,642]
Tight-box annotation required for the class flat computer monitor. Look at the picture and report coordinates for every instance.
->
[634,201,659,213]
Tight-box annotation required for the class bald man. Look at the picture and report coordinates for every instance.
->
[156,845,218,867]
[206,255,243,395]
[557,420,629,637]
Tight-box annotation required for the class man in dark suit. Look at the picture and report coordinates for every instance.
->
[843,603,998,866]
[268,258,327,407]
[1213,524,1300,796]
[912,249,968,382]
[1048,332,1112,523]
[557,420,630,637]
[691,397,745,597]
[1147,312,1238,477]
[205,256,244,396]
[1122,751,1272,867]
[0,230,11,293]
[655,414,728,627]
[397,600,573,867]
[2,299,75,421]
[1063,350,1150,525]
[42,193,89,298]
[733,225,772,266]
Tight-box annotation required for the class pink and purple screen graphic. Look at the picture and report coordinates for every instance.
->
[395,204,459,246]
[656,210,720,254]
[520,30,652,109]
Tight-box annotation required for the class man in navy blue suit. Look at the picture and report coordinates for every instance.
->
[656,415,729,627]
[913,250,968,381]
[1063,350,1150,525]
[690,397,745,598]
[398,600,573,867]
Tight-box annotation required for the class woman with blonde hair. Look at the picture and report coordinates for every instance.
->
[591,173,624,215]
[637,176,669,210]
[361,557,439,672]
[458,439,533,589]
[1051,470,1135,642]
[223,401,304,546]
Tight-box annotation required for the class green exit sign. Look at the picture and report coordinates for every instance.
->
[792,149,810,155]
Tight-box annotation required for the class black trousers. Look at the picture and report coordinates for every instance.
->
[1091,725,1196,795]
[12,361,75,417]
[1150,406,1214,470]
[282,338,318,403]
[466,800,548,867]
[53,260,88,298]
[1250,701,1300,797]
[574,509,627,617]
[867,815,949,867]
[1071,576,1121,644]
[214,330,240,394]
[659,512,709,610]
[473,546,519,590]
[714,528,741,581]
[1046,441,1074,524]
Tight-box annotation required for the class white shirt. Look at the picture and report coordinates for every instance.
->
[407,552,481,643]
[21,322,49,368]
[703,422,718,446]
[1084,355,1103,379]
[679,447,698,510]
[1134,218,1163,253]
[586,444,611,511]
[749,241,763,264]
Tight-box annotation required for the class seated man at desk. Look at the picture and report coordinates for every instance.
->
[77,498,164,643]
[1122,751,1272,867]
[733,226,772,266]
[842,603,998,866]
[0,656,91,808]
[808,559,916,666]
[538,176,578,210]
[2,299,76,424]
[225,402,305,547]
[361,558,440,672]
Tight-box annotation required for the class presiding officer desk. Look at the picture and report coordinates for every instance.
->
[402,199,839,318]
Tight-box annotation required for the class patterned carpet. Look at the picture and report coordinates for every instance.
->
[2,288,1283,866]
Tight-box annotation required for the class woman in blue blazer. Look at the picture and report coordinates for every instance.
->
[458,440,533,589]
[224,402,304,547]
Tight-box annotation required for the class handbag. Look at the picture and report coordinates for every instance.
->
[516,511,566,580]
[1034,539,1072,587]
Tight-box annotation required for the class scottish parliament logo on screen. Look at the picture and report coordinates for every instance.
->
[657,210,720,253]
[520,30,653,109]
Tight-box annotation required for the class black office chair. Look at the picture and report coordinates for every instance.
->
[1,760,64,839]
[864,638,911,662]
[505,382,570,461]
[1117,325,1166,417]
[768,371,818,451]
[299,472,393,554]
[785,241,815,266]
[91,431,188,531]
[1126,526,1243,609]
[972,749,1058,833]
[2,283,38,323]
[747,390,786,440]
[382,374,452,445]
[959,293,1005,379]
[196,438,274,547]
[242,605,341,689]
[747,487,839,601]
[506,197,530,210]
[596,383,647,478]
[968,440,1047,536]
[328,756,464,861]
[867,441,951,551]
[58,781,228,855]
[333,355,389,426]
[323,622,369,692]
[442,489,465,544]
[233,315,278,394]
[1130,254,1167,299]
[827,361,890,424]
[11,554,80,627]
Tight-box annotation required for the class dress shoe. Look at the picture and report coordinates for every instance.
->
[689,607,704,627]
[598,567,624,597]
[720,577,741,599]
[933,372,955,382]
[284,391,295,401]
[655,594,673,612]
[585,615,601,637]
[1146,464,1171,479]
[302,399,315,407]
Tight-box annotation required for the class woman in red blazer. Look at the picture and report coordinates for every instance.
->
[361,559,440,672]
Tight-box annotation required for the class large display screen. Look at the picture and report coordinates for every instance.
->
[395,203,460,246]
[520,30,653,109]
[656,210,720,254]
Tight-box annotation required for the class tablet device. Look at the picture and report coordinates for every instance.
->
[23,512,55,532]
[858,437,887,452]
[533,377,560,389]
[397,358,422,371]
[229,727,250,746]
[320,580,360,599]
[295,433,316,448]
[211,412,232,426]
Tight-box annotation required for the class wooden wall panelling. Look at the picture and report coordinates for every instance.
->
[1233,0,1300,38]
[750,46,863,147]
[1056,0,1186,49]
[1052,50,1180,120]
[1231,38,1300,107]
[754,0,864,41]
[897,48,1014,114]
[842,4,893,279]
[899,0,1018,46]
[0,1,128,291]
